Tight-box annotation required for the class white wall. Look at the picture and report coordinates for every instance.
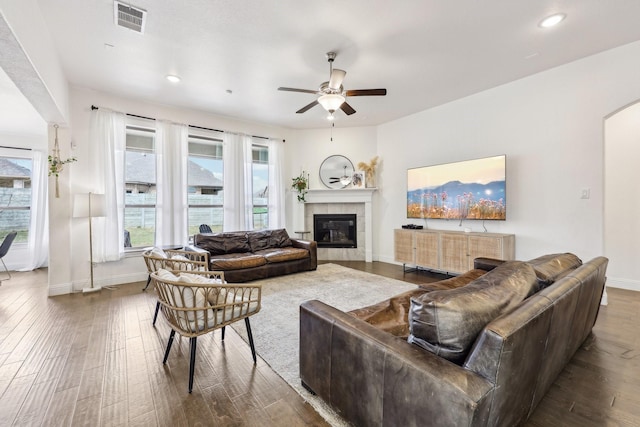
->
[283,126,379,237]
[52,86,291,295]
[604,101,640,290]
[375,40,640,269]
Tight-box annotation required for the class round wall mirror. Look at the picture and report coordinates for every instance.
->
[319,155,355,189]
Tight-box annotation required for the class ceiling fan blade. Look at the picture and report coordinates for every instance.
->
[340,102,356,115]
[345,89,387,97]
[278,87,319,94]
[328,69,346,90]
[296,100,319,114]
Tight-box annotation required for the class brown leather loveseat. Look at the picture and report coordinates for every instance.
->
[191,228,317,282]
[300,253,608,426]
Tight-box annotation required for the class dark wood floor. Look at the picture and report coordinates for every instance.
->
[0,262,638,426]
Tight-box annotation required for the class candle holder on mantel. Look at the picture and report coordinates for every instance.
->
[48,124,77,198]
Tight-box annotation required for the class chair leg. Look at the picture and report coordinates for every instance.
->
[221,326,225,341]
[142,274,151,291]
[152,301,160,326]
[245,317,257,364]
[163,330,176,364]
[189,337,197,393]
[0,258,11,282]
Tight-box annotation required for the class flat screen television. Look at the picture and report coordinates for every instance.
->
[407,155,506,220]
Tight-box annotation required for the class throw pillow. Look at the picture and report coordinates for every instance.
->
[150,247,168,258]
[179,272,227,306]
[408,261,537,364]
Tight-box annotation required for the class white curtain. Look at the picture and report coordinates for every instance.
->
[89,109,126,262]
[18,150,48,271]
[223,133,254,231]
[267,139,285,229]
[155,120,188,246]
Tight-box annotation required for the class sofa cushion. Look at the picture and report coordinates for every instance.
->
[248,230,272,252]
[269,229,293,248]
[195,232,250,255]
[349,288,428,338]
[418,269,487,292]
[348,269,487,339]
[247,229,292,252]
[259,247,309,263]
[527,253,582,290]
[408,261,537,364]
[210,253,267,270]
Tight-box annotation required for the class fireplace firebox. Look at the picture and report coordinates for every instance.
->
[314,214,357,248]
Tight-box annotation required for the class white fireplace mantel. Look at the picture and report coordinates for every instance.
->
[305,188,376,204]
[303,188,376,262]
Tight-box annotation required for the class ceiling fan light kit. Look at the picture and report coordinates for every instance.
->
[318,93,346,112]
[278,52,387,118]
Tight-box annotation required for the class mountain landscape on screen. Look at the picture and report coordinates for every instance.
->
[407,155,506,220]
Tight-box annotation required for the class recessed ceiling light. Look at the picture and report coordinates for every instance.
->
[166,75,181,83]
[539,13,566,28]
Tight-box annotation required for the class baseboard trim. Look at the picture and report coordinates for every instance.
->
[52,272,148,296]
[48,281,73,296]
[606,277,640,292]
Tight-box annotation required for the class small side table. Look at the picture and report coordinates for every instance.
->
[295,231,311,240]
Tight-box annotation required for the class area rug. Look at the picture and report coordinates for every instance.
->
[231,263,418,427]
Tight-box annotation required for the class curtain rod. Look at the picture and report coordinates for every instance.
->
[90,105,278,141]
[0,145,32,151]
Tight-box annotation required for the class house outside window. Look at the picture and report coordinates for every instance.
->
[0,156,31,243]
[188,135,223,234]
[252,144,269,229]
[124,126,156,248]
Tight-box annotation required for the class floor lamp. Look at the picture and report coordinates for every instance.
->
[73,192,106,294]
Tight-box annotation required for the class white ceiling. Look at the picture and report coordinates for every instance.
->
[17,1,640,129]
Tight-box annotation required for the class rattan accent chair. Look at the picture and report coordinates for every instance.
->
[142,248,210,325]
[151,269,262,393]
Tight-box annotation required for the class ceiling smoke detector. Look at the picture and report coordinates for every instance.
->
[114,1,147,33]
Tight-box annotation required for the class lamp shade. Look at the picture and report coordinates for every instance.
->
[317,93,345,112]
[73,193,106,218]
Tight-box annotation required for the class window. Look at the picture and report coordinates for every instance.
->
[252,144,269,229]
[0,156,31,243]
[187,135,224,234]
[124,126,156,248]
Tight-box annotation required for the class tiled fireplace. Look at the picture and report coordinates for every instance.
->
[301,188,375,262]
[314,214,357,248]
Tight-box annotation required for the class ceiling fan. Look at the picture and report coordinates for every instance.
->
[278,52,387,117]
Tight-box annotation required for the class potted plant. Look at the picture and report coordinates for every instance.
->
[48,124,77,198]
[292,171,309,202]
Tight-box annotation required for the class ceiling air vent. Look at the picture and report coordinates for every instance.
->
[114,1,147,33]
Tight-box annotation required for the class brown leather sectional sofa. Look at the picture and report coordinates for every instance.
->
[191,229,317,282]
[300,253,608,426]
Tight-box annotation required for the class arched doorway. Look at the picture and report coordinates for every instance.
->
[604,100,640,292]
